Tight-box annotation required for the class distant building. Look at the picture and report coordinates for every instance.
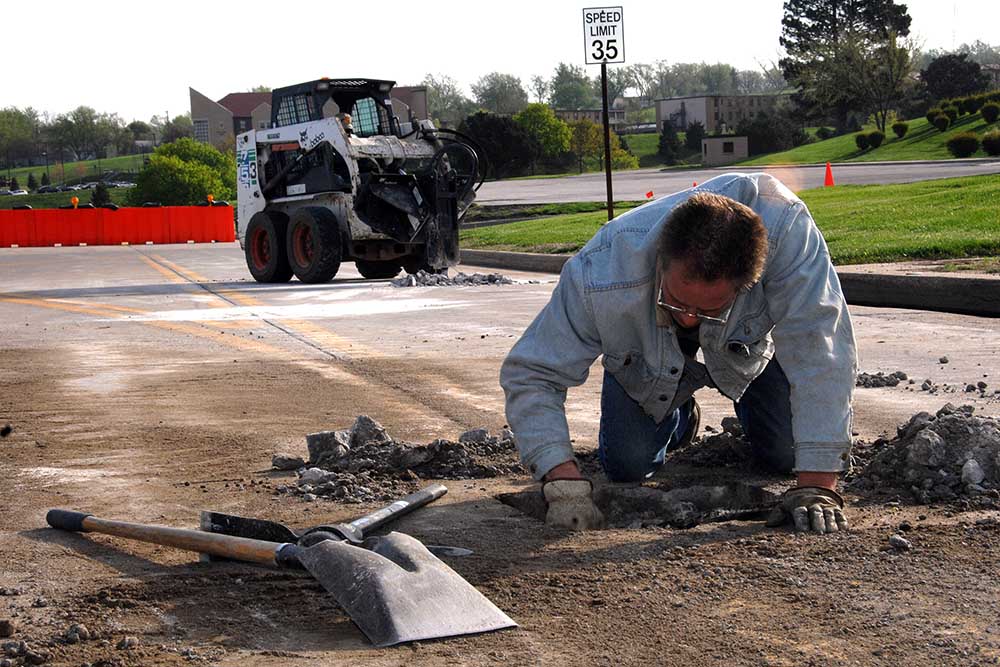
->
[190,89,271,148]
[554,108,627,127]
[701,136,749,166]
[983,64,1000,88]
[655,94,787,134]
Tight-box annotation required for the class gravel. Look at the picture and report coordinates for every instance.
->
[889,534,913,550]
[279,415,521,503]
[856,371,908,388]
[390,270,513,288]
[850,404,1000,504]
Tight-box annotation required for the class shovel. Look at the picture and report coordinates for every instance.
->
[46,485,516,647]
[200,483,472,557]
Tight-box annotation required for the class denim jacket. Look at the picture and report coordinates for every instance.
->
[500,173,857,480]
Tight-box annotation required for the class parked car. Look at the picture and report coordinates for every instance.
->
[0,190,11,196]
[9,190,28,196]
[57,185,80,192]
[37,185,59,193]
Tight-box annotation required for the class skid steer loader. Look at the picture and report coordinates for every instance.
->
[235,78,481,283]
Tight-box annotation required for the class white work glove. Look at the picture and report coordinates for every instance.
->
[542,479,605,531]
[766,486,849,534]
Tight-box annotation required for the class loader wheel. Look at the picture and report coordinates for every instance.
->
[286,207,342,283]
[355,260,402,280]
[245,212,293,283]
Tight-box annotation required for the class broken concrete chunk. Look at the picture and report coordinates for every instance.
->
[962,459,986,485]
[306,430,351,464]
[297,467,328,486]
[349,415,392,448]
[271,454,305,471]
[459,428,490,444]
[888,534,912,550]
[939,356,950,364]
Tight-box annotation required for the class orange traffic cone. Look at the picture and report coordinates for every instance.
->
[824,162,835,187]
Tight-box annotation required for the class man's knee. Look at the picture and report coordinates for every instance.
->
[601,453,658,483]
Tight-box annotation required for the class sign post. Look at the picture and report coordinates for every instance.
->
[583,6,624,222]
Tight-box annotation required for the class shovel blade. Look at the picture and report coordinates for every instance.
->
[297,531,516,647]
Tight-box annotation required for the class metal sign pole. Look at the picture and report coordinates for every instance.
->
[601,62,614,222]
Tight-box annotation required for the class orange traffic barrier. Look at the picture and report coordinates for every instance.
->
[0,206,235,248]
[824,162,835,187]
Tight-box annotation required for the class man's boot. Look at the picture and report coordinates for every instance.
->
[675,398,701,450]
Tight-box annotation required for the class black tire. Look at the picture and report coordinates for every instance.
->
[401,255,446,275]
[355,260,402,280]
[286,207,342,283]
[245,211,293,283]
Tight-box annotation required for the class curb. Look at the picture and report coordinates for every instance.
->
[461,250,1000,318]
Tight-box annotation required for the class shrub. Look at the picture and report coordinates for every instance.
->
[854,133,870,150]
[9,177,19,191]
[891,121,909,139]
[27,173,38,190]
[946,132,980,158]
[967,97,984,114]
[866,130,885,148]
[91,182,112,207]
[933,114,951,132]
[926,108,942,123]
[815,126,835,140]
[982,130,1000,156]
[943,107,959,122]
[982,103,1000,124]
[127,155,227,206]
[684,121,705,152]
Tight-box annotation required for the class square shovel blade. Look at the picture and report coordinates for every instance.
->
[296,531,517,647]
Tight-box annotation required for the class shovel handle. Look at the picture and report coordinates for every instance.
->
[347,483,447,537]
[47,509,294,566]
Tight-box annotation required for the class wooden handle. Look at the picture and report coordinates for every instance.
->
[47,509,288,566]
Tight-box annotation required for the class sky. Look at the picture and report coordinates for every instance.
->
[5,0,998,123]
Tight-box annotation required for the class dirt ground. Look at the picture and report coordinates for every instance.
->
[2,245,1000,666]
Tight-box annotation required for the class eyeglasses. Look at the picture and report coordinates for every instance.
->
[657,288,734,325]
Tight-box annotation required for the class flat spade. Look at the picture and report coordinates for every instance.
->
[46,484,515,647]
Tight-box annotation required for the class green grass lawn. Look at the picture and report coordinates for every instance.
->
[460,174,1000,264]
[465,201,643,222]
[741,115,1000,166]
[2,154,148,188]
[0,188,132,210]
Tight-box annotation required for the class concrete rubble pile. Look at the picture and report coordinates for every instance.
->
[273,415,521,503]
[856,370,908,388]
[851,403,1000,504]
[666,417,751,468]
[390,270,513,288]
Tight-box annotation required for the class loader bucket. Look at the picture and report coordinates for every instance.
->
[296,532,516,647]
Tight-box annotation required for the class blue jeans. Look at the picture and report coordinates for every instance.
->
[598,359,795,482]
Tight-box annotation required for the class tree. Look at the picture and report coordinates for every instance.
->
[550,63,598,109]
[41,172,50,186]
[458,112,532,179]
[844,31,917,132]
[52,106,99,159]
[568,119,602,173]
[657,123,682,164]
[780,0,913,129]
[920,54,990,101]
[593,67,633,105]
[128,120,152,141]
[161,115,194,143]
[736,107,811,155]
[529,75,550,104]
[0,107,36,169]
[513,104,570,174]
[685,121,705,152]
[471,72,528,115]
[249,85,271,92]
[91,181,112,206]
[421,74,475,127]
[27,173,37,190]
[9,177,19,190]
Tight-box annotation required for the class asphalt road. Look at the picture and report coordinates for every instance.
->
[476,159,1000,204]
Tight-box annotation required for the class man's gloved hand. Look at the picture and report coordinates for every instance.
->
[542,479,606,531]
[766,486,849,534]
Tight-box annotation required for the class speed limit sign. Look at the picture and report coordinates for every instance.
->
[582,6,625,64]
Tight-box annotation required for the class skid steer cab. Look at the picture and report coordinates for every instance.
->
[236,78,481,283]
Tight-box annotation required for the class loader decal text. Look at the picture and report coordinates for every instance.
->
[238,148,258,186]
